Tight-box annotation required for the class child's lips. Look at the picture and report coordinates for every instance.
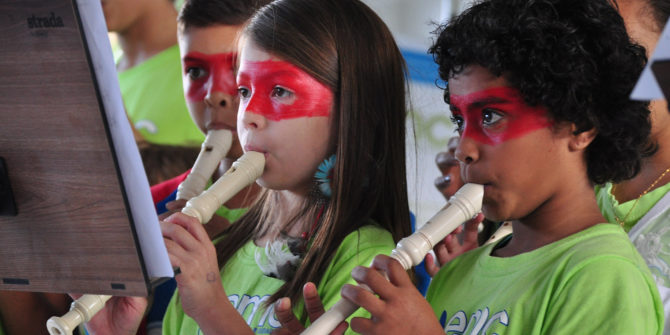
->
[244,145,268,157]
[464,178,492,193]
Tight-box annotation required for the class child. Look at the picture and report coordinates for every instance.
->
[84,0,411,334]
[143,1,269,333]
[321,0,664,334]
[152,0,270,239]
[103,0,204,148]
[597,1,670,331]
[103,0,207,185]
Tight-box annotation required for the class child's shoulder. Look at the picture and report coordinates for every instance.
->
[325,222,395,271]
[558,223,644,266]
[536,223,653,286]
[318,222,396,292]
[340,221,395,252]
[440,223,648,279]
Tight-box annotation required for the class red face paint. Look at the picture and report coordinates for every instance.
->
[236,60,333,121]
[449,87,552,145]
[183,51,237,102]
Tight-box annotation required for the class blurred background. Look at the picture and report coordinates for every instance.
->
[362,0,470,224]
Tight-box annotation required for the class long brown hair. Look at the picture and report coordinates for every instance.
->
[215,0,412,308]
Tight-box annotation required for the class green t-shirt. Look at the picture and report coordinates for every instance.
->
[163,224,395,334]
[596,182,670,232]
[597,182,670,333]
[215,206,247,224]
[117,45,204,146]
[427,223,663,334]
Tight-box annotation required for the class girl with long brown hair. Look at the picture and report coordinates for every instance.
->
[84,0,412,334]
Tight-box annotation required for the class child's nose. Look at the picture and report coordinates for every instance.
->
[211,70,237,98]
[455,135,479,165]
[205,89,235,109]
[240,102,267,130]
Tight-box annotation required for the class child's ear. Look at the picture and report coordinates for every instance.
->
[568,124,597,151]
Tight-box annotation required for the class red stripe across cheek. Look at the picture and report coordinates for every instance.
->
[460,113,491,144]
[244,91,271,118]
[450,87,552,146]
[183,52,237,102]
[210,54,237,96]
[238,60,333,121]
[184,73,207,102]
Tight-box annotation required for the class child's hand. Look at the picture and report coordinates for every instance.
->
[434,136,463,201]
[160,212,227,323]
[272,282,348,335]
[424,213,484,277]
[162,199,231,238]
[342,255,444,335]
[159,199,188,220]
[72,294,147,335]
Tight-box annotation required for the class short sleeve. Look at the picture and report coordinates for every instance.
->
[542,256,663,334]
[315,226,395,334]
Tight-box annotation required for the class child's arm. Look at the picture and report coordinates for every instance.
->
[340,255,444,335]
[160,213,252,335]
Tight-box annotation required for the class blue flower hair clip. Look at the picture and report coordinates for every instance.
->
[314,154,336,198]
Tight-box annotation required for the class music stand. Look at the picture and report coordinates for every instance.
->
[0,0,172,296]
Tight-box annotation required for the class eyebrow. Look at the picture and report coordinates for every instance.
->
[450,95,509,110]
[236,72,249,81]
[469,96,509,109]
[182,56,204,63]
[253,69,301,78]
[236,69,303,83]
[183,52,236,63]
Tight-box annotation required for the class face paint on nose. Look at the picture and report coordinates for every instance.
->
[183,51,237,102]
[236,60,333,121]
[449,86,552,145]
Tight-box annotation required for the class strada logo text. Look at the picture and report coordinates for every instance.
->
[27,12,65,29]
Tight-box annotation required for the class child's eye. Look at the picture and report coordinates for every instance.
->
[271,86,294,99]
[238,87,250,98]
[482,109,503,126]
[450,114,464,134]
[186,67,207,80]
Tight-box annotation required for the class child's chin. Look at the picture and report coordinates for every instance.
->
[256,176,289,191]
[481,206,506,223]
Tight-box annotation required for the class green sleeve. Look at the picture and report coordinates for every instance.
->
[162,293,183,335]
[315,226,395,334]
[543,256,663,334]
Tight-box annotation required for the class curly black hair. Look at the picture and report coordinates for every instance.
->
[430,0,654,184]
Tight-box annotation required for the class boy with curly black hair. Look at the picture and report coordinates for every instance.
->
[329,0,665,334]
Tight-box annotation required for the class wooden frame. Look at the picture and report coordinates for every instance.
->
[0,0,169,296]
